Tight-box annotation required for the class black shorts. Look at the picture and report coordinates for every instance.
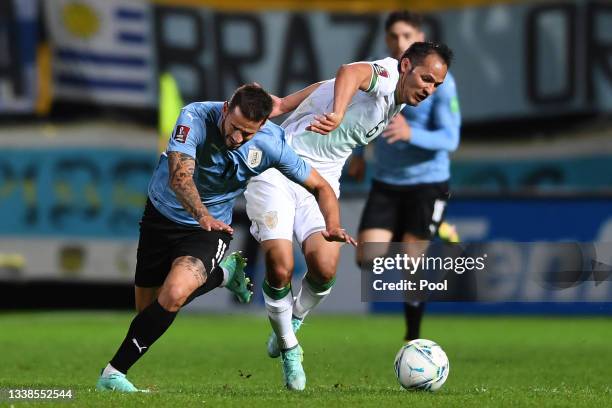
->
[134,198,232,287]
[358,180,450,240]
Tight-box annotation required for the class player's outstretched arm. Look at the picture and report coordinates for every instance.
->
[269,81,325,118]
[308,62,373,135]
[301,169,357,246]
[167,151,233,234]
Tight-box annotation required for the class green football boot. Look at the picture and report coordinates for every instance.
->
[220,251,252,303]
[281,345,306,391]
[267,317,303,358]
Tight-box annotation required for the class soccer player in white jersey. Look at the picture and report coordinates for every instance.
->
[245,41,453,391]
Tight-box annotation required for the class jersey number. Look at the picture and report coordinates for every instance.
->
[365,119,386,141]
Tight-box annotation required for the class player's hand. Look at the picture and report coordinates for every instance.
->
[347,156,366,182]
[307,112,343,135]
[269,93,285,118]
[199,215,234,234]
[382,114,411,144]
[322,227,357,246]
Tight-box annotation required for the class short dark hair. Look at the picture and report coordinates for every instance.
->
[400,41,454,69]
[385,10,423,32]
[228,84,273,123]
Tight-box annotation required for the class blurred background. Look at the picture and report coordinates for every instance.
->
[1,0,611,314]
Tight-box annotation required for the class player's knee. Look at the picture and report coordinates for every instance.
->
[266,266,293,287]
[321,268,336,283]
[158,284,190,312]
[307,256,337,283]
[309,266,336,285]
[265,256,294,286]
[172,256,205,274]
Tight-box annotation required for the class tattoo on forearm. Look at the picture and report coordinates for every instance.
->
[167,151,207,221]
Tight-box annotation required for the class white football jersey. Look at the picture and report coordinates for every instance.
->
[281,57,404,194]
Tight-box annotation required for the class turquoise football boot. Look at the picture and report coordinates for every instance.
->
[96,371,146,393]
[281,345,306,391]
[220,251,252,303]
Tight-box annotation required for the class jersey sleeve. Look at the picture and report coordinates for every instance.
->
[275,137,312,185]
[165,107,206,158]
[409,74,462,152]
[364,57,400,98]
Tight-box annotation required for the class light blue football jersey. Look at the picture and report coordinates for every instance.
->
[148,102,311,226]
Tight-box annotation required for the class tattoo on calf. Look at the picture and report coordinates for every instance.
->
[174,256,207,285]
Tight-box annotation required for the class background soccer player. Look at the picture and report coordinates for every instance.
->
[349,11,462,341]
[245,41,453,390]
[95,84,353,392]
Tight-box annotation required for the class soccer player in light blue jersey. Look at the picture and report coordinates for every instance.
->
[349,11,462,342]
[96,84,354,393]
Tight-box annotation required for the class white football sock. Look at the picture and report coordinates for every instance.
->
[102,363,123,377]
[293,277,333,320]
[219,266,229,287]
[264,289,298,350]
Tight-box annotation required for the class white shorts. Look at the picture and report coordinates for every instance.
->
[245,168,326,245]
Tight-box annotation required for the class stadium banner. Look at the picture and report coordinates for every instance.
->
[445,196,612,242]
[37,0,612,118]
[451,157,612,192]
[0,0,39,113]
[341,154,612,194]
[44,0,157,107]
[150,0,612,121]
[0,147,155,282]
[0,148,156,237]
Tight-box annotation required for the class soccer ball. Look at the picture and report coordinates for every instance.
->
[394,339,449,391]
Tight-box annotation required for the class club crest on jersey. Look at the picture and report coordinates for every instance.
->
[263,211,278,229]
[247,147,263,168]
[173,125,190,143]
[373,64,389,78]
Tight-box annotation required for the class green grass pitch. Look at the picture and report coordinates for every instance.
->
[1,312,611,407]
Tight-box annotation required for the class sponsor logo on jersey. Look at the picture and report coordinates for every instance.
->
[247,147,263,168]
[173,125,190,143]
[373,64,389,78]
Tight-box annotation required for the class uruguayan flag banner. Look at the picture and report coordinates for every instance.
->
[45,0,156,107]
[0,0,39,113]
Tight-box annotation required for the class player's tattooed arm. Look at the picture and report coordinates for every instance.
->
[168,151,205,220]
[167,151,233,233]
